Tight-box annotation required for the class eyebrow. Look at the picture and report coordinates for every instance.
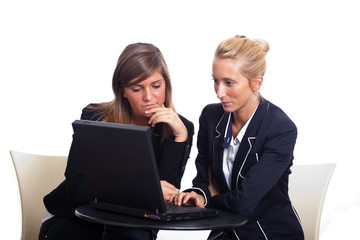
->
[212,75,235,81]
[133,79,164,87]
[152,79,164,84]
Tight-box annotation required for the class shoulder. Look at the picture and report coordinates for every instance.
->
[80,103,101,121]
[259,98,297,132]
[201,103,224,118]
[199,103,226,126]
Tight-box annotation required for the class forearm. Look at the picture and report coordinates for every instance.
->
[64,138,92,205]
[157,137,187,188]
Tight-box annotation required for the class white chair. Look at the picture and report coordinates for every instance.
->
[289,163,336,240]
[10,150,67,240]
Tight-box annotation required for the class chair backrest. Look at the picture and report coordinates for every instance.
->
[10,150,67,240]
[289,163,336,240]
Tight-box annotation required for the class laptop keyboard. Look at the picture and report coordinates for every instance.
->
[165,202,199,213]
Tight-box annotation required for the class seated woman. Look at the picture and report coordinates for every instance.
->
[172,35,304,240]
[39,42,194,240]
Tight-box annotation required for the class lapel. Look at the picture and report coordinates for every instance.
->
[212,111,231,191]
[231,99,270,189]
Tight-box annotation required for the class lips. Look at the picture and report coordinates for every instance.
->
[142,104,159,112]
[221,101,231,106]
[142,104,156,109]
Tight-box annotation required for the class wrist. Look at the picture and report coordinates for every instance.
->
[174,135,187,142]
[174,126,188,142]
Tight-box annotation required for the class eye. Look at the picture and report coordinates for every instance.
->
[152,84,161,89]
[131,87,141,92]
[226,81,234,86]
[212,78,218,84]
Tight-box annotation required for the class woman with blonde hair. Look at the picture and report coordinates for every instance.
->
[39,43,194,240]
[173,36,304,240]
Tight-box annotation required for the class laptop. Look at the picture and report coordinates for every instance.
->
[72,120,219,221]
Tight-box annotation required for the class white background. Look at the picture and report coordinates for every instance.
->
[1,0,359,239]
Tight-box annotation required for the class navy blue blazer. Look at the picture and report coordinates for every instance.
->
[190,98,304,240]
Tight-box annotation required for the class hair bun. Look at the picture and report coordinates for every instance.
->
[254,39,270,53]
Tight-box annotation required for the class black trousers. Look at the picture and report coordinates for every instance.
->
[39,216,155,240]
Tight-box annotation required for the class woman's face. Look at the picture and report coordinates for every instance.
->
[212,57,260,114]
[123,71,166,124]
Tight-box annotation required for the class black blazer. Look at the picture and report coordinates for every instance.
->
[190,99,304,240]
[43,105,194,218]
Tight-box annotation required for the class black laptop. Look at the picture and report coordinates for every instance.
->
[72,120,219,221]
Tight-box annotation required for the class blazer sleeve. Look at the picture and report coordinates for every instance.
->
[157,115,194,189]
[43,105,97,217]
[186,105,217,205]
[63,106,98,205]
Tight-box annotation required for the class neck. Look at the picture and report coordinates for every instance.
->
[130,116,150,127]
[232,95,259,134]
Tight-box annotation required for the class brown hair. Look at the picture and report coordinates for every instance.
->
[91,43,175,139]
[215,35,270,80]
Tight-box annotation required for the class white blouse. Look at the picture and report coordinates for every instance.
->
[222,108,257,188]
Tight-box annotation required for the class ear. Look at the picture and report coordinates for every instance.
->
[251,76,263,92]
[123,90,127,99]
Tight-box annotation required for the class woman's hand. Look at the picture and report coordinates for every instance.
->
[146,106,188,142]
[170,191,205,208]
[160,180,179,202]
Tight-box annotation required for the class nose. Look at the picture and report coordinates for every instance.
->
[215,82,226,99]
[143,87,152,101]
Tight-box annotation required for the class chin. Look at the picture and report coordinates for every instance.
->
[221,106,234,113]
[143,113,153,118]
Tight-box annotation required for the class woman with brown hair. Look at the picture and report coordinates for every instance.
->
[39,43,194,240]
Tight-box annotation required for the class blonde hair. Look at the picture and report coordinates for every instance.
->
[215,35,270,80]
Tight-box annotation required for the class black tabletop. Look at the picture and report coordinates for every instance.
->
[75,205,247,231]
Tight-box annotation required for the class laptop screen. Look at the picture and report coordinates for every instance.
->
[72,120,167,214]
